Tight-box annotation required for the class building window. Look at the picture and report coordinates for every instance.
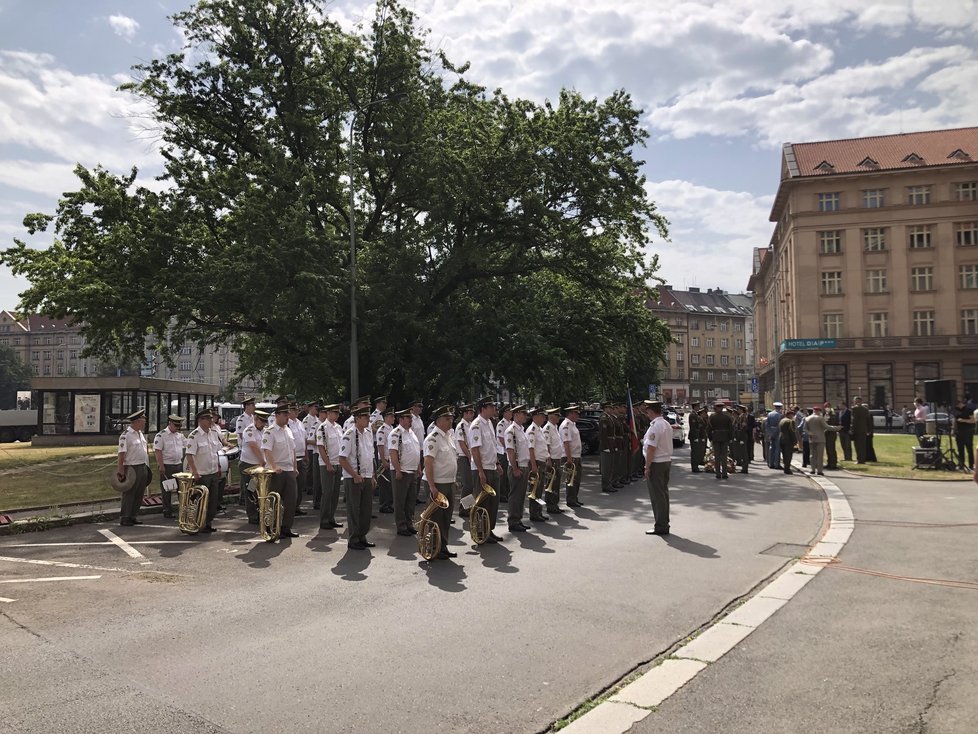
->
[823,313,843,338]
[863,189,885,208]
[181,345,192,355]
[818,230,842,254]
[56,350,64,359]
[955,182,977,201]
[956,222,978,247]
[735,355,743,366]
[911,266,934,291]
[823,364,848,405]
[44,336,51,345]
[69,350,77,359]
[0,338,6,346]
[42,365,51,376]
[907,186,931,205]
[817,192,841,212]
[963,309,978,335]
[720,355,729,366]
[907,224,932,249]
[912,310,935,336]
[734,322,743,332]
[691,336,699,347]
[868,313,888,337]
[691,355,700,366]
[690,319,700,330]
[179,360,192,371]
[706,355,715,366]
[719,320,729,332]
[736,338,744,349]
[675,350,684,362]
[867,363,893,409]
[56,365,64,375]
[960,264,978,289]
[706,371,715,382]
[863,228,887,251]
[706,337,714,348]
[866,269,887,294]
[821,271,843,295]
[720,338,728,349]
[691,370,700,381]
[721,371,730,381]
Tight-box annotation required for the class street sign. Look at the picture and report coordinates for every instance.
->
[750,377,759,393]
[648,384,658,398]
[780,338,836,352]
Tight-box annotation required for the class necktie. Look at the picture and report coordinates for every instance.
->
[355,430,361,474]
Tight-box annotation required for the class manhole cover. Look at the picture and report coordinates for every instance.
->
[125,571,181,584]
[760,542,809,558]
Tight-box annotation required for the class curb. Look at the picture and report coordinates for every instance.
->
[557,464,852,733]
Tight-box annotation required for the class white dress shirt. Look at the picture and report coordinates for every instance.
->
[235,411,254,436]
[288,417,305,458]
[302,414,321,450]
[185,426,222,475]
[454,419,470,458]
[239,423,264,465]
[261,423,297,471]
[424,426,458,484]
[388,424,421,472]
[495,417,511,455]
[410,413,425,447]
[118,427,149,466]
[644,416,673,463]
[340,426,375,480]
[526,422,549,462]
[468,415,498,470]
[543,420,563,459]
[316,419,343,467]
[152,426,184,465]
[504,422,530,467]
[559,418,582,459]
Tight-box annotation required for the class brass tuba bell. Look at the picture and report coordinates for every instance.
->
[416,491,449,560]
[469,483,496,545]
[245,466,281,542]
[174,472,208,534]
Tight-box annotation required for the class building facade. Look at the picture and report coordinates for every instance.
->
[750,127,978,410]
[648,286,754,406]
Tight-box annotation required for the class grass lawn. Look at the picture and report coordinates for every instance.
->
[0,442,116,471]
[839,433,971,481]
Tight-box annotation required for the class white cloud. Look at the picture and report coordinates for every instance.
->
[644,180,774,293]
[108,14,140,41]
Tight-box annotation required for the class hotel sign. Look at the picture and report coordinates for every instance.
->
[780,338,836,352]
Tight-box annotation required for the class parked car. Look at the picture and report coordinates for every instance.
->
[870,409,905,430]
[575,416,600,455]
[665,412,686,447]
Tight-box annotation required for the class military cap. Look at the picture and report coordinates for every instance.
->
[353,395,371,405]
[511,404,528,414]
[305,399,318,407]
[545,407,562,414]
[127,408,146,421]
[273,405,290,415]
[322,403,341,412]
[529,406,545,416]
[431,404,454,419]
[642,400,663,412]
[195,408,213,421]
[600,401,612,408]
[166,414,185,424]
[410,398,424,407]
[253,410,270,421]
[773,401,784,408]
[500,403,513,412]
[477,396,495,408]
[382,408,395,417]
[563,404,580,414]
[459,403,475,413]
[274,395,288,403]
[690,401,701,408]
[395,408,412,419]
[374,396,388,405]
[241,396,256,407]
[287,401,299,410]
[351,406,371,418]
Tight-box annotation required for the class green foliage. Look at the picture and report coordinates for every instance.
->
[0,345,32,410]
[1,0,669,405]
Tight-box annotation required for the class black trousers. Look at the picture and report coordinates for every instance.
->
[956,433,975,468]
[781,444,793,472]
[825,432,838,469]
[431,482,455,553]
[200,472,221,525]
[712,440,729,478]
[120,464,150,522]
[647,462,670,532]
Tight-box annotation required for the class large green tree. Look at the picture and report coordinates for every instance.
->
[2,0,670,405]
[0,345,32,410]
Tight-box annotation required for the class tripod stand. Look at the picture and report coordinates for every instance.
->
[931,403,958,471]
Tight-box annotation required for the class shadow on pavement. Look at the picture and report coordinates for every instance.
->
[422,558,467,591]
[478,542,518,573]
[513,530,555,554]
[237,537,289,568]
[331,546,372,581]
[660,533,720,559]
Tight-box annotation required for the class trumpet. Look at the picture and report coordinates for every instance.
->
[527,470,541,501]
[469,483,497,545]
[564,460,579,488]
[544,464,557,494]
[245,466,281,542]
[174,472,208,534]
[416,491,449,560]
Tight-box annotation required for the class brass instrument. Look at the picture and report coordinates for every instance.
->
[245,466,281,542]
[564,460,579,488]
[544,464,557,494]
[416,491,449,560]
[469,483,497,545]
[527,470,541,501]
[174,471,208,534]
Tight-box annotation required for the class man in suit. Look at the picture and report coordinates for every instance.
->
[838,402,853,461]
[707,403,733,480]
[850,397,871,464]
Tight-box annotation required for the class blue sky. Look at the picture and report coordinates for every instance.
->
[1,0,977,310]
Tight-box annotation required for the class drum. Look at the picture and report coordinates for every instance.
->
[218,445,241,474]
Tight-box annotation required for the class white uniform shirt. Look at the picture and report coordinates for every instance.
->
[454,419,470,458]
[316,419,343,467]
[543,420,563,459]
[468,415,498,470]
[504,422,531,467]
[426,421,437,437]
[288,417,305,458]
[118,427,149,466]
[235,411,254,436]
[369,409,384,426]
[239,423,264,465]
[375,423,392,461]
[261,422,297,471]
[185,426,222,475]
[340,426,375,480]
[343,415,355,431]
[424,426,457,484]
[643,416,673,463]
[152,426,184,465]
[410,413,425,448]
[495,417,511,455]
[526,422,549,462]
[388,424,421,472]
[302,414,321,450]
[559,418,582,459]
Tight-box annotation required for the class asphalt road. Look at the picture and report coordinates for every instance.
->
[0,452,824,734]
[631,471,978,734]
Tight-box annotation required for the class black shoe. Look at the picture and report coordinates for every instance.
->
[371,514,377,519]
[548,507,564,514]
[379,507,394,514]
[509,525,527,533]
[646,528,670,536]
[313,504,320,510]
[348,542,367,550]
[436,550,458,559]
[784,470,792,475]
[416,499,425,504]
[613,482,624,488]
[295,509,308,516]
[489,532,504,541]
[740,470,748,474]
[162,511,174,519]
[247,518,259,525]
[484,535,499,544]
[119,520,135,527]
[331,521,344,529]
[281,529,299,538]
[363,540,376,548]
[397,529,413,536]
[320,523,335,530]
[131,519,144,525]
[691,469,702,473]
[530,516,549,522]
[202,525,217,533]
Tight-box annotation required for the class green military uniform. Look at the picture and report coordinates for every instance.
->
[707,405,734,479]
[632,409,649,480]
[688,403,706,472]
[735,406,750,474]
[613,407,626,487]
[599,406,616,493]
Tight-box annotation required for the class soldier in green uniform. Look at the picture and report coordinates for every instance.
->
[631,404,648,481]
[688,402,706,472]
[707,403,734,480]
[611,403,624,487]
[599,402,617,493]
[616,404,631,485]
[735,405,751,474]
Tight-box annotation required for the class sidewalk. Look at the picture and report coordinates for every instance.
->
[629,469,978,733]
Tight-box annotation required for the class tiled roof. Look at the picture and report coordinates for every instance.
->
[786,127,978,178]
[16,314,80,331]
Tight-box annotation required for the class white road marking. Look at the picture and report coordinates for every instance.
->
[98,529,145,559]
[0,576,101,584]
[0,597,15,603]
[0,556,130,573]
[4,540,197,548]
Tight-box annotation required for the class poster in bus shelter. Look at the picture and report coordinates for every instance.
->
[74,394,101,433]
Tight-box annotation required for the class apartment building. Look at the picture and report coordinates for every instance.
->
[749,127,978,409]
[647,286,754,405]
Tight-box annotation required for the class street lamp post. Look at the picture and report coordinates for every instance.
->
[347,93,408,401]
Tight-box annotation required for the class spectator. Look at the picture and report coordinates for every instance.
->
[953,399,975,471]
[766,402,784,469]
[779,409,797,474]
[913,397,929,441]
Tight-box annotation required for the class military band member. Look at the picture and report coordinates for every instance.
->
[599,402,617,493]
[469,396,503,543]
[240,410,268,524]
[260,405,299,538]
[523,406,549,523]
[495,404,513,503]
[235,396,256,436]
[340,406,376,550]
[375,408,395,513]
[422,405,459,560]
[302,399,321,498]
[543,408,564,512]
[316,404,344,530]
[389,409,421,536]
[409,400,426,502]
[370,395,388,427]
[185,408,224,532]
[632,404,649,481]
[707,403,733,480]
[116,408,151,527]
[153,414,185,519]
[455,404,475,518]
[735,405,751,474]
[561,405,584,507]
[504,405,533,532]
[688,402,706,472]
[344,396,371,431]
[287,403,308,515]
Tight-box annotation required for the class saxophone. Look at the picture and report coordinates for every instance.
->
[416,490,449,560]
[174,472,208,534]
[245,466,281,542]
[469,483,497,545]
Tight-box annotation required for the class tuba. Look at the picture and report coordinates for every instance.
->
[469,483,497,545]
[174,472,208,534]
[245,466,281,542]
[564,460,579,489]
[416,491,449,560]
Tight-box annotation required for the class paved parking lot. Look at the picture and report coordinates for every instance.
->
[1,454,824,734]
